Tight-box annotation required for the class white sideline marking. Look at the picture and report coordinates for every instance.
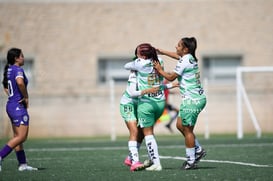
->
[24,143,273,168]
[26,142,273,152]
[159,156,273,168]
[27,146,127,152]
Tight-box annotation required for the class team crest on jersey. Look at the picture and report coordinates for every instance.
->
[23,115,29,122]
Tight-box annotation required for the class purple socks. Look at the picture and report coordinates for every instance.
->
[0,144,12,159]
[0,145,27,164]
[16,150,27,164]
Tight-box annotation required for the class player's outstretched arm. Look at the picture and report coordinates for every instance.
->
[124,61,137,70]
[156,48,180,60]
[153,61,178,81]
[127,82,159,98]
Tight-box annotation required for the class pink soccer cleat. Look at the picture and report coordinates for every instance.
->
[130,162,145,171]
[124,157,132,167]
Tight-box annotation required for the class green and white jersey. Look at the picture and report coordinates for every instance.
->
[124,57,165,102]
[120,71,139,105]
[173,54,206,100]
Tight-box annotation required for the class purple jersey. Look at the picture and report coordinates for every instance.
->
[6,65,29,126]
[7,65,28,103]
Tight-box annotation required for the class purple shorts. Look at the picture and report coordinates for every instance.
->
[6,102,29,127]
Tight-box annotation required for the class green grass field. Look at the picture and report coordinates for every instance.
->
[0,134,272,181]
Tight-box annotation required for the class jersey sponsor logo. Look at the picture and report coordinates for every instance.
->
[147,73,160,86]
[17,71,23,76]
[147,90,163,97]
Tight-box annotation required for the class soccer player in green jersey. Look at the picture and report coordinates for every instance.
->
[124,44,166,171]
[154,37,207,170]
[120,70,160,171]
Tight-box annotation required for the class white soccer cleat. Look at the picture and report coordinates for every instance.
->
[143,159,153,168]
[181,161,197,170]
[145,164,162,171]
[195,148,206,163]
[18,164,38,171]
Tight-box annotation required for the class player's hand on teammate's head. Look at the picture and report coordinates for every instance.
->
[155,48,163,55]
[153,61,162,71]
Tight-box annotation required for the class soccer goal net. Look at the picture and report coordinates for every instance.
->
[236,66,273,139]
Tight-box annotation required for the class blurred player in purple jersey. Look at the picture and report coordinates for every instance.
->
[0,48,37,171]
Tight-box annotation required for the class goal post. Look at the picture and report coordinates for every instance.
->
[236,66,273,139]
[109,78,117,141]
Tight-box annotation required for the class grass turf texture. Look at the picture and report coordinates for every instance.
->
[0,134,272,181]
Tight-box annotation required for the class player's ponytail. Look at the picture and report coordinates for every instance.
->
[2,64,9,89]
[2,48,22,89]
[151,46,159,63]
